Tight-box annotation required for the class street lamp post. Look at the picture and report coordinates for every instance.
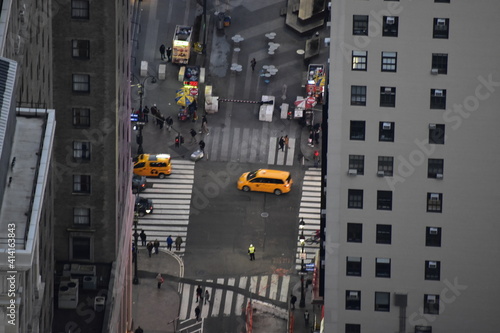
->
[131,74,157,155]
[299,218,306,308]
[133,211,140,285]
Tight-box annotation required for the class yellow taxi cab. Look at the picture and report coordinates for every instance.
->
[133,154,172,178]
[237,169,292,195]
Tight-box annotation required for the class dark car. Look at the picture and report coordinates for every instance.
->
[132,175,147,194]
[135,196,153,216]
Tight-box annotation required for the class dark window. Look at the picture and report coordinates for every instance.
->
[427,193,443,213]
[375,292,390,312]
[346,290,361,310]
[377,191,392,210]
[383,16,399,37]
[424,295,439,314]
[348,189,363,209]
[428,159,444,178]
[72,237,91,260]
[415,326,433,333]
[73,74,90,92]
[432,53,448,74]
[73,141,90,160]
[346,257,362,276]
[72,108,90,127]
[353,15,368,35]
[381,51,397,72]
[351,86,367,106]
[380,87,396,107]
[379,122,395,142]
[430,89,446,109]
[73,208,90,225]
[433,18,449,39]
[425,261,441,280]
[350,121,366,140]
[376,224,392,244]
[349,155,364,175]
[352,51,367,71]
[429,124,445,144]
[72,40,90,59]
[134,162,146,169]
[72,0,89,19]
[347,223,362,243]
[426,227,442,247]
[73,175,91,193]
[376,258,391,278]
[378,156,394,176]
[346,324,361,333]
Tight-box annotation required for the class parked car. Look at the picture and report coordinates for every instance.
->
[132,175,147,194]
[135,196,153,216]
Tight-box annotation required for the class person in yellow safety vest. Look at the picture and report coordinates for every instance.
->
[248,244,255,261]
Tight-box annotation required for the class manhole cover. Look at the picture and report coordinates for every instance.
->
[261,212,269,218]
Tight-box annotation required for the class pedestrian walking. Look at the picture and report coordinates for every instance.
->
[153,239,160,254]
[304,310,310,327]
[250,58,256,71]
[135,326,144,333]
[156,273,164,289]
[146,241,153,257]
[166,116,173,131]
[248,244,256,261]
[140,230,147,246]
[284,135,289,149]
[308,131,314,147]
[278,137,285,151]
[313,150,320,168]
[314,130,320,144]
[190,128,198,143]
[175,236,183,251]
[143,106,149,123]
[166,47,172,62]
[196,285,203,302]
[159,114,164,129]
[194,306,201,321]
[199,140,205,152]
[166,235,173,251]
[290,294,297,309]
[201,115,209,134]
[159,44,166,60]
[204,290,210,305]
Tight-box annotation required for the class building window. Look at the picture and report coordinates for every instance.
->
[415,326,433,333]
[426,227,442,247]
[379,122,395,142]
[376,224,392,244]
[71,236,92,260]
[346,324,361,333]
[73,108,90,127]
[381,52,397,72]
[383,16,399,37]
[73,175,91,193]
[424,294,439,314]
[378,156,393,176]
[346,290,361,310]
[350,121,366,141]
[375,258,391,278]
[351,86,367,106]
[380,87,396,107]
[347,223,363,243]
[429,124,445,144]
[377,191,392,210]
[349,155,364,175]
[72,0,89,19]
[430,89,446,109]
[425,261,441,281]
[353,15,368,35]
[346,257,362,277]
[73,74,90,92]
[427,193,443,213]
[375,292,390,312]
[352,51,367,71]
[432,53,448,74]
[428,159,444,178]
[72,40,90,59]
[433,18,449,39]
[348,189,363,209]
[73,141,90,160]
[73,208,90,225]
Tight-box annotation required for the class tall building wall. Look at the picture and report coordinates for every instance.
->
[325,1,500,332]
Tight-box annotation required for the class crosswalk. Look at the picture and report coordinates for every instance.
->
[199,127,296,166]
[296,168,322,270]
[136,159,195,254]
[179,274,290,320]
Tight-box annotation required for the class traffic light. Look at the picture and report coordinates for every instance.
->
[175,134,184,147]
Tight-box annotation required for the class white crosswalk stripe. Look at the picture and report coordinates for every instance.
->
[135,159,195,255]
[296,168,322,270]
[179,274,291,320]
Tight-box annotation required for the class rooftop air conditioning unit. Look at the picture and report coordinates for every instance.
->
[436,173,443,179]
[427,296,436,303]
[434,90,443,97]
[437,18,446,25]
[386,17,395,24]
[430,193,440,200]
[384,87,392,92]
[348,169,358,176]
[429,228,439,234]
[377,171,385,177]
[383,122,392,130]
[431,68,439,75]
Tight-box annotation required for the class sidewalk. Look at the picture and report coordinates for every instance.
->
[290,280,318,333]
[132,249,183,333]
